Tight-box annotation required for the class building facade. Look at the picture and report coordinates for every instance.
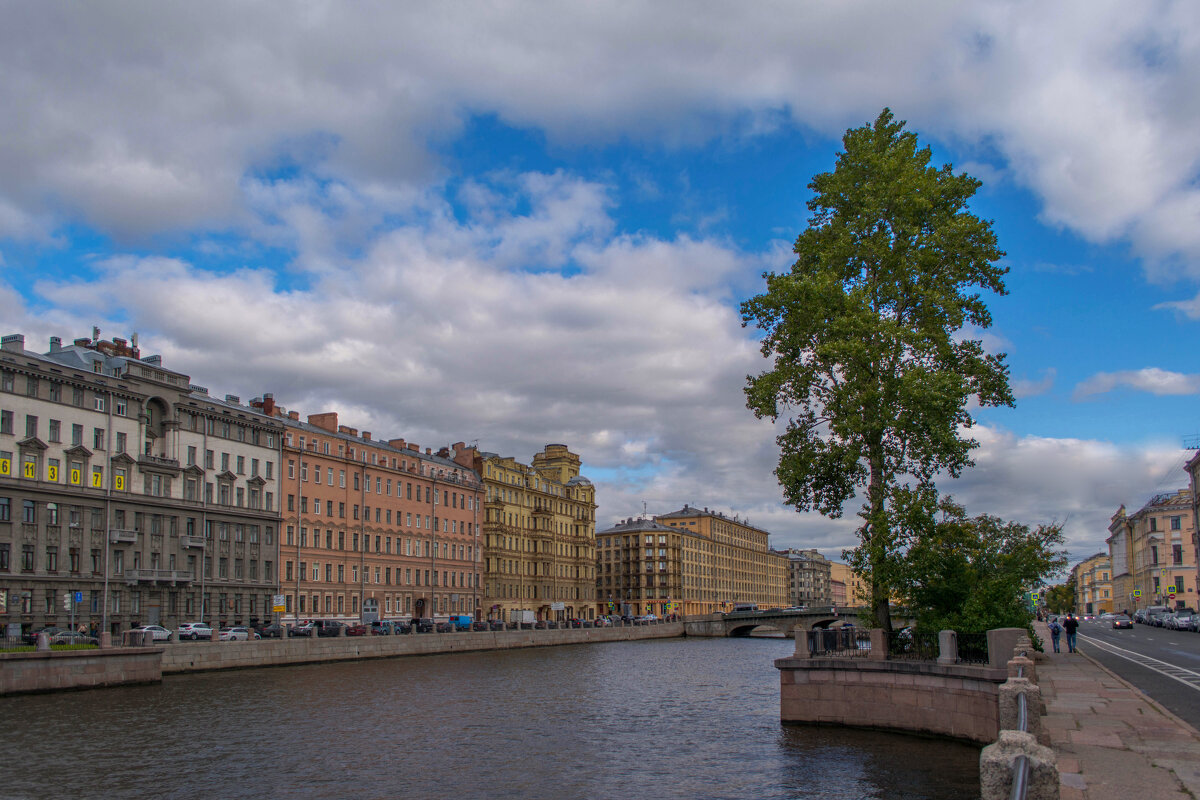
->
[777,548,831,607]
[595,516,691,617]
[464,444,597,622]
[1071,552,1113,615]
[0,331,284,637]
[828,561,867,608]
[653,505,788,612]
[1115,489,1197,611]
[1182,452,1200,610]
[266,403,483,624]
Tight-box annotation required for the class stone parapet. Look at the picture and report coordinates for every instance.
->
[0,647,163,695]
[161,621,685,675]
[775,655,1007,743]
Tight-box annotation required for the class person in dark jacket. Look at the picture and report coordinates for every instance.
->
[1063,614,1079,653]
[1048,618,1062,652]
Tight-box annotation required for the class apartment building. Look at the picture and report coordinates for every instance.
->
[1071,552,1113,615]
[828,562,868,608]
[653,505,788,612]
[1113,489,1197,611]
[266,403,483,624]
[777,548,831,607]
[1182,451,1200,609]
[0,331,284,636]
[459,443,597,622]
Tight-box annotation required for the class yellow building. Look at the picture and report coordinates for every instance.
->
[595,516,695,616]
[651,504,788,612]
[1071,553,1112,615]
[1118,489,1196,611]
[829,562,868,608]
[460,444,597,622]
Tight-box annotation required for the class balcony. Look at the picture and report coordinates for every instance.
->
[138,453,181,472]
[124,568,193,585]
[180,534,206,549]
[109,528,137,544]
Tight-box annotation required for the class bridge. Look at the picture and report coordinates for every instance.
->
[683,607,868,638]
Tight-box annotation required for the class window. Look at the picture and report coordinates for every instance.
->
[48,419,60,442]
[25,376,38,396]
[25,415,37,438]
[0,543,8,571]
[22,500,35,523]
[1171,516,1182,530]
[94,396,106,412]
[0,410,12,434]
[22,544,35,571]
[115,432,126,453]
[93,427,105,450]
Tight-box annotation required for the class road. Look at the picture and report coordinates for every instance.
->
[1075,618,1200,730]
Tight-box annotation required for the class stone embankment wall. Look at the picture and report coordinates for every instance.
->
[775,656,1007,743]
[162,622,684,674]
[0,647,163,695]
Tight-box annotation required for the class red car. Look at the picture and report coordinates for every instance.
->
[345,623,368,636]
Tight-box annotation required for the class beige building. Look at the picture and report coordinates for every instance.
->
[777,548,830,607]
[465,444,597,622]
[0,331,284,637]
[1182,452,1200,610]
[653,504,788,612]
[829,561,868,608]
[1112,489,1197,611]
[1071,552,1112,615]
[595,516,692,617]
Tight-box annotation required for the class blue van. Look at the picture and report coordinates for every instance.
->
[448,614,473,631]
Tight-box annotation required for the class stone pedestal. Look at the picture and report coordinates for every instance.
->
[998,677,1043,738]
[938,629,958,665]
[1008,655,1036,683]
[36,633,50,651]
[979,730,1058,800]
[98,631,113,649]
[868,628,887,660]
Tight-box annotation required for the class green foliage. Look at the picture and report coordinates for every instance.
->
[741,109,1013,630]
[1043,581,1075,614]
[885,493,1068,633]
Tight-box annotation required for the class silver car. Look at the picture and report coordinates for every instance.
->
[177,622,213,640]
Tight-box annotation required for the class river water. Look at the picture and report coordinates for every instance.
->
[2,637,979,799]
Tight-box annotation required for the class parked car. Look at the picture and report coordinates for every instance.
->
[218,626,259,641]
[177,622,213,640]
[313,620,346,637]
[255,623,285,639]
[23,627,66,645]
[435,621,454,633]
[391,620,412,634]
[290,621,315,637]
[413,618,435,633]
[1168,611,1195,631]
[471,621,489,631]
[487,619,505,631]
[345,623,368,636]
[370,620,392,635]
[50,631,99,645]
[129,625,172,642]
[1111,614,1132,629]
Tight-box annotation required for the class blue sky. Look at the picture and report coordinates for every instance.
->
[3,2,1199,568]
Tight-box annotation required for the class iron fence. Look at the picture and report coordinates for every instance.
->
[886,629,939,661]
[956,632,990,665]
[807,627,872,657]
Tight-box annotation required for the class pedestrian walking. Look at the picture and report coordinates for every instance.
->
[1063,614,1079,653]
[1048,618,1062,653]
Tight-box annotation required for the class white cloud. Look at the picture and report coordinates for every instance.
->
[1012,368,1056,399]
[0,2,1198,275]
[1073,367,1200,399]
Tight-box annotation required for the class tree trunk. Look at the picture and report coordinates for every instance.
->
[867,455,893,634]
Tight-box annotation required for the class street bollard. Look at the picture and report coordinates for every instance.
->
[36,632,51,651]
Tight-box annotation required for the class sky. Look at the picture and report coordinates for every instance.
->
[3,2,1200,570]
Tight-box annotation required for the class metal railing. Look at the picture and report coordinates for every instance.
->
[807,627,872,657]
[956,632,990,665]
[1010,650,1030,800]
[886,629,939,660]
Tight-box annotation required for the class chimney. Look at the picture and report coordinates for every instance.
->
[307,412,338,432]
[1,334,24,353]
[425,448,431,455]
[49,336,62,353]
[92,326,100,341]
[388,438,406,450]
[362,431,371,441]
[225,394,240,405]
[261,394,276,416]
[407,443,419,452]
[288,411,299,420]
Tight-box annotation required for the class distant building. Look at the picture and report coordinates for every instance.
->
[1110,489,1196,611]
[1071,552,1112,615]
[776,548,830,607]
[0,331,284,637]
[828,561,867,608]
[263,403,483,624]
[462,444,597,622]
[653,504,788,612]
[1182,452,1200,611]
[595,516,690,617]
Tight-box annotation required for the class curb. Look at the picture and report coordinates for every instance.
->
[1074,642,1200,739]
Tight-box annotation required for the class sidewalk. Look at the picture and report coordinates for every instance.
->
[1034,622,1200,799]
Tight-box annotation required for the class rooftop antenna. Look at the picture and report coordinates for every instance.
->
[642,501,647,520]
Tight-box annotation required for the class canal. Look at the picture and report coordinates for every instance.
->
[2,637,980,799]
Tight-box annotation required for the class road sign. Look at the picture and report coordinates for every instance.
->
[62,593,72,611]
[272,594,286,613]
[1133,590,1142,598]
[74,591,82,603]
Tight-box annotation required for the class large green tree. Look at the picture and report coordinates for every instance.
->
[741,109,1013,632]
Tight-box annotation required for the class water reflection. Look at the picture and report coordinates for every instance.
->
[1,637,978,799]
